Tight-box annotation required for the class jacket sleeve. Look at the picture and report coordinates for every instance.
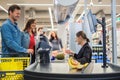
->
[74,46,92,64]
[1,24,27,53]
[21,32,30,49]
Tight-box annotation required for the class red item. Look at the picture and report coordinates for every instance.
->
[29,34,35,49]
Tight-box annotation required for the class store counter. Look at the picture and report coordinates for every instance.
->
[24,62,120,80]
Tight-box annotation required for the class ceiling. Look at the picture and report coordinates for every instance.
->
[0,0,120,28]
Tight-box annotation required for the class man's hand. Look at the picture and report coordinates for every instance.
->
[27,49,34,54]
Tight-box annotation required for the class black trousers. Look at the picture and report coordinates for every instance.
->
[30,52,35,64]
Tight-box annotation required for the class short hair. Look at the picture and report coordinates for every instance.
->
[8,5,21,15]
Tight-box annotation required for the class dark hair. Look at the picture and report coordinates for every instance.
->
[38,27,43,31]
[8,5,21,15]
[50,31,58,41]
[23,19,36,34]
[76,31,90,42]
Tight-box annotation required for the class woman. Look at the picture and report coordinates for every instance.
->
[49,31,63,51]
[66,31,92,64]
[22,19,36,64]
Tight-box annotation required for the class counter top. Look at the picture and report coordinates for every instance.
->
[24,62,120,80]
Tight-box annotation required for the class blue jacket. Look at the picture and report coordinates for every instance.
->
[1,19,27,54]
[21,31,30,49]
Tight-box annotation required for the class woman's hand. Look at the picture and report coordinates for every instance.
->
[65,49,74,56]
[51,50,58,57]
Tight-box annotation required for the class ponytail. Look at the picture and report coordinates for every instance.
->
[86,38,90,42]
[76,31,90,42]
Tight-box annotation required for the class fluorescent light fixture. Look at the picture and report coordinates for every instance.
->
[105,14,120,27]
[106,20,119,27]
[72,1,82,19]
[7,3,120,7]
[106,14,120,23]
[47,28,58,31]
[48,7,54,30]
[7,3,53,6]
[90,0,94,6]
[97,14,120,27]
[78,4,120,7]
[0,5,8,13]
[76,10,85,22]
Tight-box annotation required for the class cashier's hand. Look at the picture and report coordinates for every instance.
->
[65,49,74,56]
[27,49,34,54]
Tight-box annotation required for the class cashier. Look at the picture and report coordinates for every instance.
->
[66,31,92,64]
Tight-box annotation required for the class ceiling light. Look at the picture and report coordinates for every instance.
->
[106,14,120,23]
[0,5,8,13]
[7,3,120,7]
[76,10,85,22]
[106,20,119,27]
[90,0,93,6]
[48,7,54,30]
[7,3,53,6]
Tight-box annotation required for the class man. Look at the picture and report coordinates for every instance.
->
[1,5,33,56]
